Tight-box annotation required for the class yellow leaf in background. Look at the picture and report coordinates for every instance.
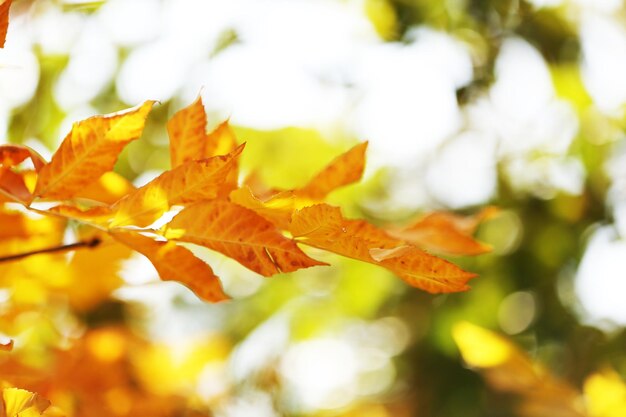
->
[110,144,244,228]
[453,321,515,367]
[164,200,326,277]
[585,368,626,417]
[1,387,50,417]
[0,0,11,48]
[453,322,585,417]
[65,235,133,311]
[33,101,154,200]
[0,208,65,245]
[167,96,208,168]
[75,172,135,205]
[111,231,228,303]
[290,204,476,293]
[295,142,368,200]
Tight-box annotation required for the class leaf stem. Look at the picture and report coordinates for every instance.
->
[0,237,101,263]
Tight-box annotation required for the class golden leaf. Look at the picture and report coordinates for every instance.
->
[204,120,238,159]
[111,230,228,302]
[164,200,326,277]
[295,142,368,199]
[1,387,51,417]
[33,101,154,200]
[290,204,476,293]
[110,144,244,228]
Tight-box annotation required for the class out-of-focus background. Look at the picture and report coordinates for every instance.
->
[2,0,626,416]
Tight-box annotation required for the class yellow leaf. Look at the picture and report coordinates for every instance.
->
[295,142,368,200]
[74,171,135,205]
[66,235,133,310]
[164,200,326,277]
[290,204,476,293]
[111,230,228,302]
[585,368,626,417]
[33,101,154,200]
[2,387,50,417]
[110,144,244,228]
[0,0,11,48]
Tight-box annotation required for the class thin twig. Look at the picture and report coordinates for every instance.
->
[0,237,101,263]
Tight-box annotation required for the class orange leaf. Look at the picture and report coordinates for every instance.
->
[164,200,326,277]
[290,204,476,293]
[0,0,11,48]
[295,142,368,199]
[168,96,239,168]
[110,144,244,228]
[0,169,31,203]
[388,207,498,256]
[0,144,45,172]
[111,231,228,303]
[167,95,208,168]
[33,101,154,200]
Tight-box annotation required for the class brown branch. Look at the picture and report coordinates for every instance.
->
[0,237,101,263]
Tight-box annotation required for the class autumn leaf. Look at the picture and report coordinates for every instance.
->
[75,172,136,205]
[168,96,239,168]
[33,101,154,201]
[110,144,244,228]
[0,340,13,352]
[295,142,368,200]
[111,230,228,302]
[0,169,32,204]
[0,0,11,48]
[164,200,326,277]
[0,145,45,172]
[229,186,296,230]
[290,204,476,293]
[167,96,208,168]
[387,207,498,256]
[1,387,51,417]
